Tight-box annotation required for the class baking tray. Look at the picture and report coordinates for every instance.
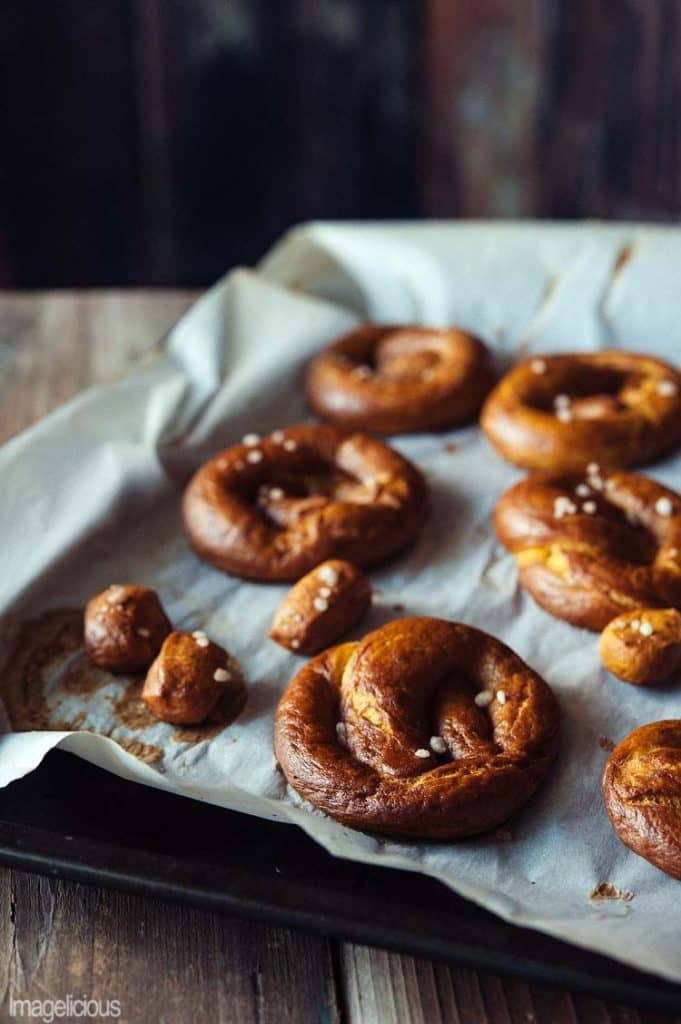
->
[0,750,679,1014]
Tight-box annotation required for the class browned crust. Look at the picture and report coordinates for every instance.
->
[600,608,681,685]
[274,618,560,838]
[84,585,172,674]
[603,720,681,879]
[306,325,495,434]
[481,351,681,472]
[494,469,681,631]
[182,424,428,582]
[269,559,372,655]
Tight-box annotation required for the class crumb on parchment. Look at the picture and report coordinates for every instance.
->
[589,882,634,903]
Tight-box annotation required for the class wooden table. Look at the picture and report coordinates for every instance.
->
[0,290,677,1024]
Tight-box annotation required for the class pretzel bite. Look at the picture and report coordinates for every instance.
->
[142,630,243,725]
[306,325,494,434]
[274,617,559,838]
[270,559,371,655]
[182,424,427,582]
[603,721,681,879]
[495,468,681,630]
[84,584,171,674]
[600,608,681,685]
[482,351,681,472]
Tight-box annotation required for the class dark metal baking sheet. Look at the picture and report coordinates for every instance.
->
[0,750,679,1013]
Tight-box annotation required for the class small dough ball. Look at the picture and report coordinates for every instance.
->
[84,584,172,674]
[599,608,681,685]
[270,559,372,655]
[142,630,237,725]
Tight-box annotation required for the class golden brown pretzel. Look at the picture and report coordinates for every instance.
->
[495,468,681,631]
[306,325,494,434]
[182,425,427,581]
[84,584,171,673]
[603,721,681,879]
[481,351,681,471]
[600,608,681,685]
[274,618,559,838]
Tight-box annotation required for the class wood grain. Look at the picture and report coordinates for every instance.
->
[0,290,679,1023]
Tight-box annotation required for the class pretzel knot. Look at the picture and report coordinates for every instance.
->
[482,351,681,471]
[603,721,681,879]
[274,618,559,838]
[182,425,427,582]
[495,469,681,631]
[306,325,494,434]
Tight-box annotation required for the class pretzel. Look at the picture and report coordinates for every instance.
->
[306,325,494,434]
[274,618,559,838]
[495,468,681,631]
[270,559,372,655]
[84,584,171,673]
[603,721,681,879]
[481,351,681,472]
[600,608,681,685]
[142,629,245,725]
[182,425,427,582]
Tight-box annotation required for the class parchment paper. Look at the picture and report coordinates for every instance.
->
[2,221,681,980]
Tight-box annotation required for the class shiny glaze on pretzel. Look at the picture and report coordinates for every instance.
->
[482,351,681,472]
[603,720,681,879]
[182,425,427,582]
[306,325,494,434]
[495,468,681,631]
[274,618,559,838]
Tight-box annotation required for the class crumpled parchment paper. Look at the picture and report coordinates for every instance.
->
[2,220,681,981]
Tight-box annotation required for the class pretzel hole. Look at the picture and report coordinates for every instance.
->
[529,367,633,413]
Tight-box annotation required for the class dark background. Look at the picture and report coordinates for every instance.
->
[2,0,680,289]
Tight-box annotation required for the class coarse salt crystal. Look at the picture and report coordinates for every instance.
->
[554,393,571,409]
[657,380,678,397]
[430,736,447,754]
[556,408,573,422]
[496,690,507,705]
[531,358,547,375]
[192,630,207,640]
[336,722,347,745]
[291,638,301,650]
[630,619,641,632]
[353,365,372,379]
[587,463,600,476]
[639,620,654,637]
[269,487,284,500]
[474,690,494,707]
[582,501,597,515]
[195,636,209,648]
[319,586,332,598]
[313,596,329,612]
[242,433,260,446]
[576,483,591,497]
[655,496,674,517]
[668,548,679,558]
[318,565,339,586]
[214,667,231,682]
[554,496,577,518]
[414,748,431,759]
[137,627,151,638]
[271,430,285,444]
[283,439,297,452]
[246,449,263,464]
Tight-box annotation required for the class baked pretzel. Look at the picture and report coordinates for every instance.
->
[603,721,681,879]
[182,425,427,581]
[495,468,681,631]
[84,584,171,674]
[600,608,681,685]
[306,325,494,434]
[481,351,681,472]
[274,618,559,838]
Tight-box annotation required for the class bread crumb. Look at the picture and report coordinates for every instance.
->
[599,736,616,752]
[589,882,634,903]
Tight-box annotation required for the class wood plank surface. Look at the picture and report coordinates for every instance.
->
[0,289,678,1024]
